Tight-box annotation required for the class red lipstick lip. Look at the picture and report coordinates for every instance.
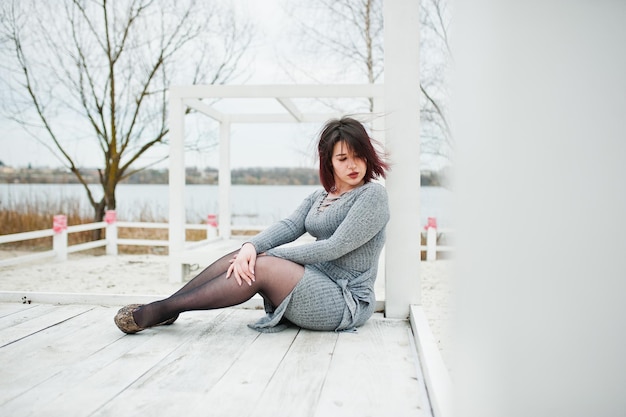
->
[348,172,358,178]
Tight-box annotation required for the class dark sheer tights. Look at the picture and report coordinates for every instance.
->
[132,250,304,328]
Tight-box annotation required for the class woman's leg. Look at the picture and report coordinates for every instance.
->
[133,256,304,328]
[169,249,239,297]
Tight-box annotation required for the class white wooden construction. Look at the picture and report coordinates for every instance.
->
[167,84,386,284]
[166,2,422,322]
[167,0,422,321]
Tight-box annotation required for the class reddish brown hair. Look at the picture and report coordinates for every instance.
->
[318,117,389,192]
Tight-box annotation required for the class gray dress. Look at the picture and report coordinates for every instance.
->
[247,182,390,332]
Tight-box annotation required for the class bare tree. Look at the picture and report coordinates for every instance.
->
[284,0,452,166]
[0,0,252,224]
[283,0,383,111]
[419,0,453,165]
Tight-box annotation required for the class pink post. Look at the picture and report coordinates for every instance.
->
[52,214,68,261]
[105,210,118,255]
[53,214,67,233]
[207,213,218,238]
[105,210,117,224]
[425,217,437,261]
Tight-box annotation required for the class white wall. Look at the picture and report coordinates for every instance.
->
[453,1,626,416]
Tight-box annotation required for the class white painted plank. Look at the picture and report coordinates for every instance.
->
[410,305,453,417]
[92,308,263,416]
[0,306,123,407]
[0,290,266,311]
[0,250,56,267]
[0,302,39,318]
[0,303,429,417]
[276,97,303,121]
[187,326,301,417]
[251,329,339,417]
[0,229,54,243]
[0,303,57,330]
[227,113,340,123]
[23,309,229,417]
[170,84,384,100]
[315,317,429,417]
[0,304,90,347]
[0,291,172,306]
[0,309,225,415]
[182,97,225,122]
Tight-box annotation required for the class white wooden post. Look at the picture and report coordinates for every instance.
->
[426,217,437,261]
[52,214,68,261]
[105,210,118,255]
[372,95,387,290]
[218,119,232,239]
[383,0,421,318]
[169,94,186,283]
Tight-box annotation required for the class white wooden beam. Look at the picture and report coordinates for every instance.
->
[170,84,384,100]
[182,98,225,122]
[227,113,339,124]
[410,305,452,417]
[276,98,303,122]
[383,0,421,318]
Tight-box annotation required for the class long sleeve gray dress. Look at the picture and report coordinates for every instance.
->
[247,181,390,332]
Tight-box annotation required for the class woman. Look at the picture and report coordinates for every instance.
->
[114,117,390,334]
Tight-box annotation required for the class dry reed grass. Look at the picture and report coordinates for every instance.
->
[0,196,206,255]
[0,196,93,251]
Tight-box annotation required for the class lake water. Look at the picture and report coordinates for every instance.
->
[0,183,454,228]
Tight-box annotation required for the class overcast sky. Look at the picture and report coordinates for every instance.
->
[0,0,439,171]
[0,0,320,170]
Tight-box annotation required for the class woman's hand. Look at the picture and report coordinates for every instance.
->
[226,243,257,286]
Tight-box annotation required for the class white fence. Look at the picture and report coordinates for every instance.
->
[423,217,454,261]
[0,211,453,268]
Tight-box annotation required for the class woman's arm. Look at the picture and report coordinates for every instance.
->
[227,190,322,285]
[246,189,321,254]
[267,184,389,265]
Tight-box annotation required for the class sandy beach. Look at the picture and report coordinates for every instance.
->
[0,251,453,366]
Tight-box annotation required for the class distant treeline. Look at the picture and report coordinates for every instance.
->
[0,165,449,187]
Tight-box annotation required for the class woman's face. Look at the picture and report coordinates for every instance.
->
[331,141,366,193]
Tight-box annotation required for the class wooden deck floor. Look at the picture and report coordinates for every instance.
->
[0,302,431,417]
